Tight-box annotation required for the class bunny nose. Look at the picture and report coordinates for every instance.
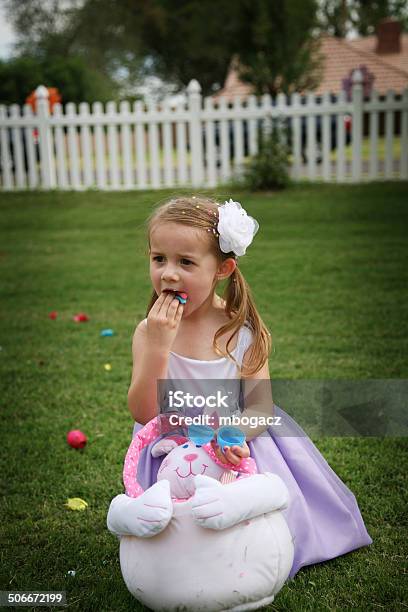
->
[184,453,198,462]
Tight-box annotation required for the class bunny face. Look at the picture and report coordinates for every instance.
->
[153,439,225,499]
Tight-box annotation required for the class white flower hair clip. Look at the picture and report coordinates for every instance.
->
[216,199,259,257]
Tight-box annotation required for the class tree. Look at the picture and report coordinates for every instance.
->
[3,0,141,100]
[352,0,408,35]
[318,0,350,37]
[0,55,116,105]
[5,0,324,97]
[318,0,408,37]
[230,0,323,96]
[0,57,43,105]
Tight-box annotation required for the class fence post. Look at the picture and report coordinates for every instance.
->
[187,79,204,187]
[35,85,56,188]
[351,69,363,182]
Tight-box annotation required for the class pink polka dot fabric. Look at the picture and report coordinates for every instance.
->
[123,418,162,498]
[123,416,257,498]
[202,442,258,475]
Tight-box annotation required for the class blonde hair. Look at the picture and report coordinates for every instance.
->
[145,195,271,377]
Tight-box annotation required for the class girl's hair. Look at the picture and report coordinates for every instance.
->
[145,195,271,377]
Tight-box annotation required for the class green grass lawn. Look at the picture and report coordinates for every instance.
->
[1,182,407,611]
[331,136,401,162]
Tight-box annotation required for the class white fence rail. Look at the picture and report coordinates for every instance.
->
[0,71,407,191]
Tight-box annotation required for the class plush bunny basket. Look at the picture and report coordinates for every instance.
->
[107,416,294,612]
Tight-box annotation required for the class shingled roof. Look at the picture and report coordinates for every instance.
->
[349,33,408,75]
[214,20,408,100]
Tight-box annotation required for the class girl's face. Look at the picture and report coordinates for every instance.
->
[149,222,225,318]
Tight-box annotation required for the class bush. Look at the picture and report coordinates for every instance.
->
[0,55,116,106]
[244,120,290,191]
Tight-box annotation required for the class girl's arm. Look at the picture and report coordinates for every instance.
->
[128,292,184,425]
[215,355,272,465]
[239,356,274,441]
[127,320,170,424]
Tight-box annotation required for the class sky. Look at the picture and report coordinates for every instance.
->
[0,3,16,59]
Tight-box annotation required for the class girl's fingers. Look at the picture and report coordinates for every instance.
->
[149,291,183,328]
[165,295,182,318]
[156,292,176,316]
[151,291,168,313]
[175,301,184,320]
[230,445,250,458]
[223,447,240,465]
[222,445,249,465]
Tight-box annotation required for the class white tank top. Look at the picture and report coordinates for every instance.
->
[167,323,254,380]
[135,322,254,430]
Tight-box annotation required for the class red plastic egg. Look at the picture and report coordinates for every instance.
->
[67,429,88,449]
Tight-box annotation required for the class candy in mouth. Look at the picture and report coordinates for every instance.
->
[175,291,188,304]
[164,289,188,304]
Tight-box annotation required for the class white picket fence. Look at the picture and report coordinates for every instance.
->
[0,70,407,190]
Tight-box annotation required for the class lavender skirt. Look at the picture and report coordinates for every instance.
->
[131,405,372,579]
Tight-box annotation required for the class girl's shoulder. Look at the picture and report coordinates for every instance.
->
[215,312,254,356]
[239,322,254,352]
[216,300,254,343]
[212,304,254,351]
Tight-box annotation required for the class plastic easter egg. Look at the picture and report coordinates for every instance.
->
[67,429,88,449]
[100,328,114,337]
[65,497,88,511]
[217,426,245,449]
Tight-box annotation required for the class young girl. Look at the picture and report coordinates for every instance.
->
[127,195,372,578]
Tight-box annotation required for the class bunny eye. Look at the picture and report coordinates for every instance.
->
[182,444,189,448]
[196,444,202,448]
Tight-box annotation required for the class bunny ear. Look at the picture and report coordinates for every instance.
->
[151,434,188,458]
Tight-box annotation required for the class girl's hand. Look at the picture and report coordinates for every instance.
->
[146,291,184,351]
[211,438,250,466]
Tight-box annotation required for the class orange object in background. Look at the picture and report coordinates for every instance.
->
[25,87,62,114]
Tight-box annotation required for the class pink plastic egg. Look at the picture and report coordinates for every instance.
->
[67,429,88,449]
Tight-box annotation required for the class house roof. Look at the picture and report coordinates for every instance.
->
[213,57,253,101]
[214,32,408,100]
[348,33,408,75]
[314,34,408,95]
